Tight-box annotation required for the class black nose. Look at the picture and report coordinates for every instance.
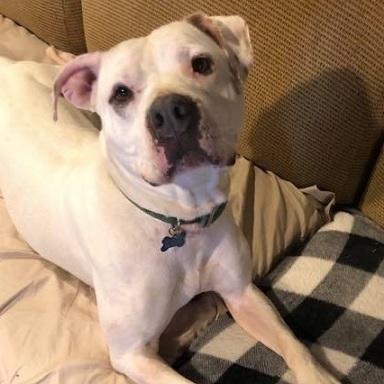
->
[147,94,200,140]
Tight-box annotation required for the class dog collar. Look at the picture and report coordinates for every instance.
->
[117,186,227,252]
[127,196,227,228]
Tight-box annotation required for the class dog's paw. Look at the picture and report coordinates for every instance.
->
[296,364,341,384]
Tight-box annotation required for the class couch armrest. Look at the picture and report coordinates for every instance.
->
[0,0,86,54]
[360,142,384,227]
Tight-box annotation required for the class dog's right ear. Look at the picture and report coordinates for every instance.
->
[185,13,253,86]
[52,52,102,121]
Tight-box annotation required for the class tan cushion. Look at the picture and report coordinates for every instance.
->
[229,157,334,280]
[0,198,131,384]
[0,15,50,62]
[0,0,86,54]
[82,0,383,204]
[360,145,384,228]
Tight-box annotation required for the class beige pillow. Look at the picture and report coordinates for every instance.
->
[0,199,132,383]
[229,156,334,280]
[0,15,50,62]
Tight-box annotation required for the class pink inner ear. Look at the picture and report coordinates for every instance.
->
[52,52,101,121]
[60,69,97,106]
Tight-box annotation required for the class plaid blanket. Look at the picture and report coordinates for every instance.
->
[177,212,384,383]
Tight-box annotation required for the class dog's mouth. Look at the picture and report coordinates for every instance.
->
[145,93,236,185]
[162,139,222,177]
[144,133,234,186]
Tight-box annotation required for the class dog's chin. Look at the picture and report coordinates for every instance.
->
[142,153,236,187]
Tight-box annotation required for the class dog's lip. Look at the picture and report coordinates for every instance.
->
[163,149,210,177]
[145,113,236,186]
[226,153,237,166]
[143,151,234,187]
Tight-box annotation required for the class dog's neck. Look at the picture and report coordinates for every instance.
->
[105,153,229,221]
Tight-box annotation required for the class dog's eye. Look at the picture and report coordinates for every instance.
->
[110,84,134,105]
[191,56,214,75]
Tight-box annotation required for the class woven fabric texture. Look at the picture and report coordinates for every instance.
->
[360,146,384,227]
[179,212,384,383]
[82,0,383,204]
[0,0,86,54]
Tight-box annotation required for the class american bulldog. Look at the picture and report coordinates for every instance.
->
[0,13,340,384]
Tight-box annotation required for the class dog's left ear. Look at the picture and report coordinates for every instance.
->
[52,52,102,121]
[186,13,253,84]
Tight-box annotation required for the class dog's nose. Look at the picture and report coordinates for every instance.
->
[147,94,200,140]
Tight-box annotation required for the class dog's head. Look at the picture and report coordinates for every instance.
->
[53,14,253,187]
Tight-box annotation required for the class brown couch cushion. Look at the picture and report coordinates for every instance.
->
[0,0,86,54]
[360,144,384,227]
[82,0,383,204]
[229,157,334,279]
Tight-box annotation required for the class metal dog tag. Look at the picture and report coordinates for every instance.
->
[161,222,186,252]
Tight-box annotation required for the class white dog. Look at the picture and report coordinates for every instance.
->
[0,13,340,384]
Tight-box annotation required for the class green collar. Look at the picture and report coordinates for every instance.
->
[114,181,227,252]
[124,193,227,228]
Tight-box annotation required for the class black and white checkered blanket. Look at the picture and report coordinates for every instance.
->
[177,212,384,383]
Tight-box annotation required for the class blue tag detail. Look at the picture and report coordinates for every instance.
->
[161,231,186,252]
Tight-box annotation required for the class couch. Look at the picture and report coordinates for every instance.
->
[0,1,383,383]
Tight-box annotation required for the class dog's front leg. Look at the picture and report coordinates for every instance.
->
[99,311,195,384]
[93,276,195,384]
[110,347,194,384]
[224,284,340,384]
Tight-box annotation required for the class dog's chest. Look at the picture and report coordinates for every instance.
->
[97,217,220,298]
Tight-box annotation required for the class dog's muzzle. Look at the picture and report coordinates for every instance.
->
[146,93,215,176]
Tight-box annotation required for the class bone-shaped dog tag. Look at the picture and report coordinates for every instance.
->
[161,229,186,252]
